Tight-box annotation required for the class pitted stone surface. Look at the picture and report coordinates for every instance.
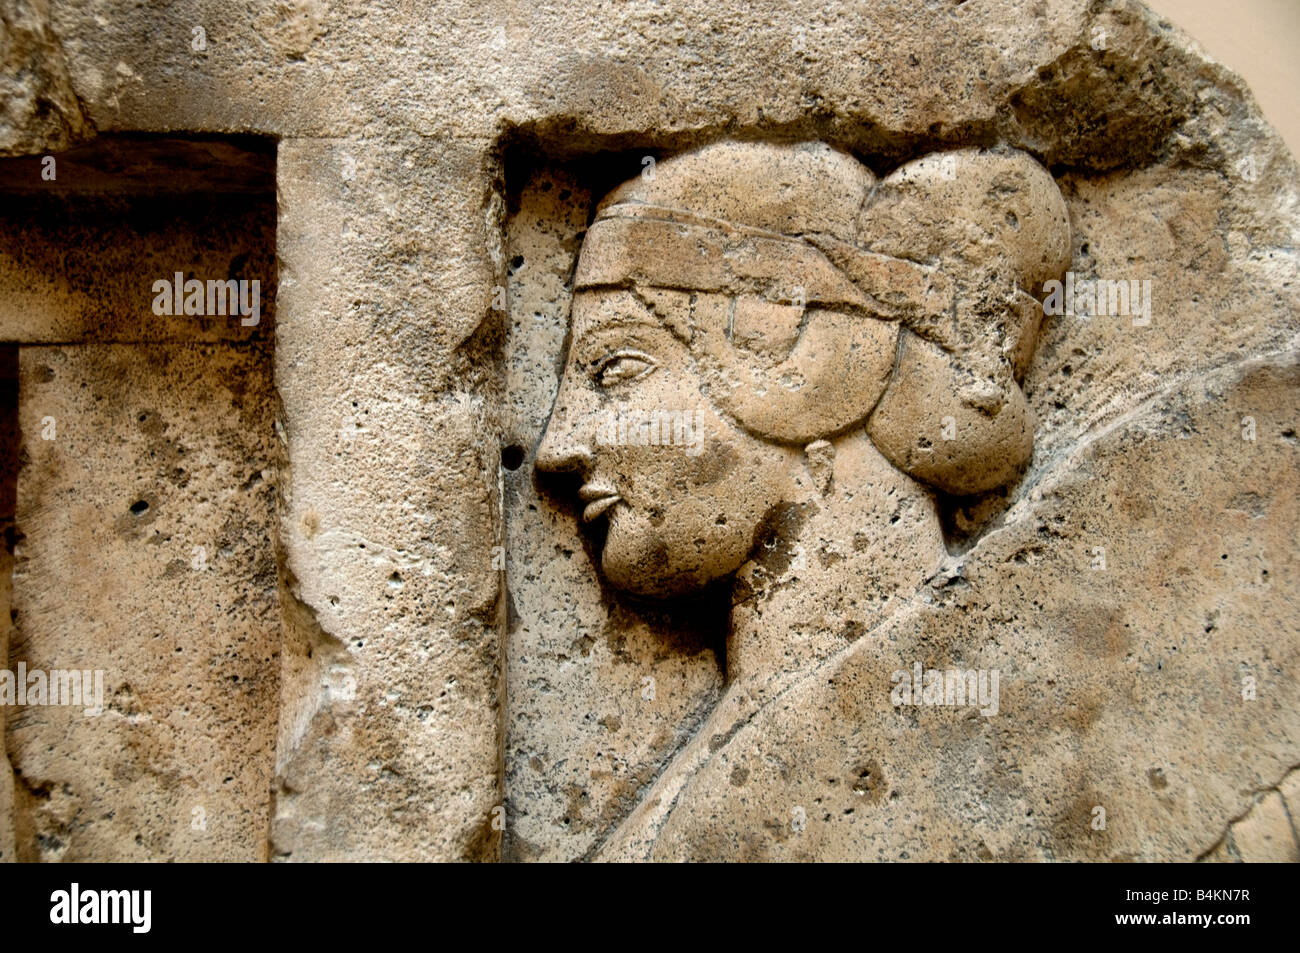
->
[10,343,279,861]
[0,0,1296,862]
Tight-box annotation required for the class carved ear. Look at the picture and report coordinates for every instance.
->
[689,293,898,445]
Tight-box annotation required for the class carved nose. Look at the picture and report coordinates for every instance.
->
[535,404,594,475]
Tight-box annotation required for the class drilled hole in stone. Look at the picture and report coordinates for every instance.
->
[501,444,525,471]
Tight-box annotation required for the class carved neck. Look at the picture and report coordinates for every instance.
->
[725,429,947,687]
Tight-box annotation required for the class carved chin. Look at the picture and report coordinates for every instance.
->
[599,512,742,599]
[600,538,705,599]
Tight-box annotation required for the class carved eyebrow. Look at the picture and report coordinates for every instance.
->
[571,310,666,368]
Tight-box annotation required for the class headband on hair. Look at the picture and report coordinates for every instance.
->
[569,141,1070,494]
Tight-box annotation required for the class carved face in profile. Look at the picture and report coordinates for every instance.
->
[535,287,798,598]
[534,140,1070,602]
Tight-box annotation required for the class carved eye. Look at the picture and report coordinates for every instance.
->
[595,350,656,387]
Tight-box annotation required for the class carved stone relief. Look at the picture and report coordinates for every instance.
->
[504,136,1298,861]
[0,0,1297,865]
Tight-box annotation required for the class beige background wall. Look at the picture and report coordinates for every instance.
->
[1146,0,1300,156]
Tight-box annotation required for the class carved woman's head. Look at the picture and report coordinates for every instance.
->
[536,140,1070,599]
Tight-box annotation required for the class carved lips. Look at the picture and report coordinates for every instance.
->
[579,483,622,522]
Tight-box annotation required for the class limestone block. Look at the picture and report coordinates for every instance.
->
[270,136,503,861]
[30,0,1212,159]
[9,343,279,861]
[0,187,275,345]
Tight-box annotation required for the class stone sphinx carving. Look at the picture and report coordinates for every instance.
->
[533,140,1073,856]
